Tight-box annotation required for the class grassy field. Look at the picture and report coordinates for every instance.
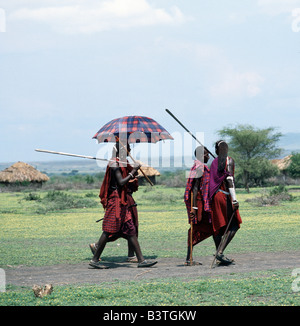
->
[0,185,300,306]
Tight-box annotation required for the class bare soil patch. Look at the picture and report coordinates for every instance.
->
[5,251,300,286]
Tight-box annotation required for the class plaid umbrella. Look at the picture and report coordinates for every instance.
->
[93,116,173,143]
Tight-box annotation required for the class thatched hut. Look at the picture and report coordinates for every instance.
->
[271,155,292,173]
[136,161,160,185]
[0,161,49,185]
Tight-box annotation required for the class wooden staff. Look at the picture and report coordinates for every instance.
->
[189,192,194,265]
[116,138,154,186]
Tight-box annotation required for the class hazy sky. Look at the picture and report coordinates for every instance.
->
[1,0,300,164]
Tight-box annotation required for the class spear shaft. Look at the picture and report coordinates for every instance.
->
[35,148,129,165]
[189,192,194,265]
[165,109,215,158]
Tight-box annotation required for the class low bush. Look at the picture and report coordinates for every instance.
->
[245,185,294,207]
[23,190,98,214]
[157,170,187,187]
[23,192,41,201]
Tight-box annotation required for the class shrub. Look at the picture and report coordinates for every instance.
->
[245,186,293,207]
[23,192,41,201]
[141,188,182,204]
[157,170,187,187]
[34,190,98,214]
[286,152,300,178]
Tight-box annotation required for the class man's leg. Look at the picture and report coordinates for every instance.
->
[186,246,191,262]
[127,235,144,262]
[127,235,157,268]
[214,220,239,265]
[89,232,110,268]
[90,233,120,255]
[185,227,192,262]
[213,233,222,250]
[127,241,137,262]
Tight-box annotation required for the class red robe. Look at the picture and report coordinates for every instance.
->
[211,183,242,234]
[185,161,214,247]
[99,160,138,235]
[187,191,214,247]
[209,157,242,235]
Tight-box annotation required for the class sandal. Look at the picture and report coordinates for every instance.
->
[184,260,202,266]
[126,256,138,263]
[216,253,234,266]
[137,260,157,268]
[89,260,108,269]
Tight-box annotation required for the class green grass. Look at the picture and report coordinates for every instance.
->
[1,270,298,306]
[0,185,300,305]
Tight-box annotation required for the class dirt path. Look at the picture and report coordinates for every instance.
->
[5,251,300,286]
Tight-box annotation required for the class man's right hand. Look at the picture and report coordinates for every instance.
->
[232,200,239,210]
[190,208,197,219]
[132,162,141,175]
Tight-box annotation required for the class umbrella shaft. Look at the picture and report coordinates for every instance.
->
[116,138,154,186]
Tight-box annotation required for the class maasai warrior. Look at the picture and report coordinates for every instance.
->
[89,142,157,269]
[184,146,213,265]
[209,140,242,265]
[89,144,138,263]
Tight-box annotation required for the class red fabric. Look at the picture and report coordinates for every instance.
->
[126,190,138,227]
[100,159,139,236]
[120,217,137,237]
[102,190,139,235]
[187,192,214,247]
[188,219,213,247]
[184,161,211,219]
[211,184,242,234]
[185,162,215,247]
[102,190,122,234]
[99,159,129,209]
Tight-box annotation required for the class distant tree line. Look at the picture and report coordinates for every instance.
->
[218,124,299,192]
[2,124,299,193]
[286,153,300,178]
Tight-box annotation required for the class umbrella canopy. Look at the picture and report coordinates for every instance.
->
[93,116,173,143]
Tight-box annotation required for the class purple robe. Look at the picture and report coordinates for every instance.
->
[208,157,230,199]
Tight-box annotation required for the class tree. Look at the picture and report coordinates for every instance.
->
[218,124,282,192]
[286,152,300,178]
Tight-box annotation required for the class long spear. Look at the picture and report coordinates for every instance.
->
[35,148,130,166]
[165,109,215,159]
